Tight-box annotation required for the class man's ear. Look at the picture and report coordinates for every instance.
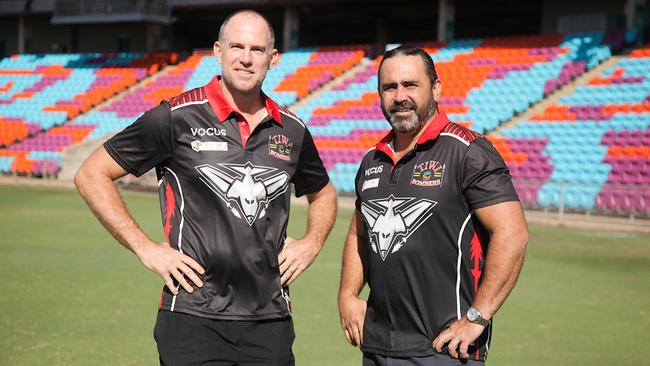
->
[432,79,442,103]
[214,41,222,64]
[269,48,279,69]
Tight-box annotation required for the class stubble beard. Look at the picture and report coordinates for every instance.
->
[224,72,261,95]
[384,100,437,134]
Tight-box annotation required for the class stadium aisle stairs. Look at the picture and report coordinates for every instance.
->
[496,43,650,215]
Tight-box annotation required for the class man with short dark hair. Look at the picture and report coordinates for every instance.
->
[338,46,528,365]
[76,9,336,365]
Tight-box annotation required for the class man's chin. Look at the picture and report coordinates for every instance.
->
[390,118,422,134]
[230,82,258,94]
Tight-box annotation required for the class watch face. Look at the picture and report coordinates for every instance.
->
[467,307,478,321]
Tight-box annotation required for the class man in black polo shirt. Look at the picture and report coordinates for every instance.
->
[338,46,528,365]
[75,10,336,365]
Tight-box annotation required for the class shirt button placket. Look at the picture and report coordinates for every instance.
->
[390,165,402,185]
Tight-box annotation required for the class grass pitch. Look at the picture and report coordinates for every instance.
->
[0,185,648,365]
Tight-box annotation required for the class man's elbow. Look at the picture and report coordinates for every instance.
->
[73,163,89,192]
[513,225,529,254]
[322,181,337,199]
[74,158,102,194]
[309,181,337,205]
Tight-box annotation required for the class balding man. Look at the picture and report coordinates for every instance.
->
[75,10,336,365]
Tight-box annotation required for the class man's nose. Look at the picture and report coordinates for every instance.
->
[394,86,408,102]
[240,49,252,65]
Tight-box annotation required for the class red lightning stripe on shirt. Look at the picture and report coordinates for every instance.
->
[163,182,176,243]
[470,232,483,292]
[470,231,484,361]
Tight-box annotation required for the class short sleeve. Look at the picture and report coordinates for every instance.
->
[354,162,365,210]
[103,102,173,176]
[293,128,330,197]
[461,138,519,210]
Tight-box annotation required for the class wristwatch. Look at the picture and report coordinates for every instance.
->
[466,306,490,327]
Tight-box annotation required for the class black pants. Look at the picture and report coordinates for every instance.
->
[363,353,485,366]
[154,310,295,366]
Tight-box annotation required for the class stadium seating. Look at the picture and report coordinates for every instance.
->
[0,52,174,175]
[181,46,365,106]
[0,46,365,176]
[498,42,650,214]
[300,32,612,193]
[1,35,647,217]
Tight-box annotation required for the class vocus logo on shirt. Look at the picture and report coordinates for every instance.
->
[191,127,227,137]
[360,195,437,261]
[190,127,229,152]
[195,162,289,226]
[365,165,383,176]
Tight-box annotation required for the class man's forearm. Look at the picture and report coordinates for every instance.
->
[472,231,527,319]
[304,182,337,248]
[338,210,369,347]
[339,211,367,300]
[76,148,205,294]
[472,202,529,319]
[74,149,152,256]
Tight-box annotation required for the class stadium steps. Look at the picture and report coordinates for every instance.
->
[288,58,372,114]
[57,64,175,182]
[490,55,622,136]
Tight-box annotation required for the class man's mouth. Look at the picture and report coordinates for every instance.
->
[235,69,254,76]
[390,102,416,114]
[391,108,414,114]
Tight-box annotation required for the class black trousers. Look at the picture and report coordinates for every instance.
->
[363,353,485,366]
[154,310,295,366]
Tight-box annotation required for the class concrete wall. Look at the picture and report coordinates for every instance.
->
[0,16,72,55]
[0,18,19,56]
[76,23,149,53]
[542,0,627,33]
[23,16,72,53]
[0,17,161,55]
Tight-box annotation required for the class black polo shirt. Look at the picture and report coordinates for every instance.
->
[104,76,329,320]
[355,112,519,361]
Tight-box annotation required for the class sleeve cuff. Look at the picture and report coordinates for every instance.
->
[103,141,143,177]
[469,194,520,210]
[294,176,330,198]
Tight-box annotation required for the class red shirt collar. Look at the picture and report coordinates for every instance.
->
[203,75,283,126]
[375,111,451,158]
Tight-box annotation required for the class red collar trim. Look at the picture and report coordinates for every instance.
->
[375,130,396,161]
[263,93,283,126]
[203,76,283,126]
[375,112,451,159]
[415,111,451,144]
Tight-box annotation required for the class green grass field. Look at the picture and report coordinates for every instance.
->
[1,185,649,365]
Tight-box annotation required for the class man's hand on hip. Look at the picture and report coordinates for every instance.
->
[338,295,367,348]
[136,241,205,295]
[278,236,320,285]
[432,317,485,359]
